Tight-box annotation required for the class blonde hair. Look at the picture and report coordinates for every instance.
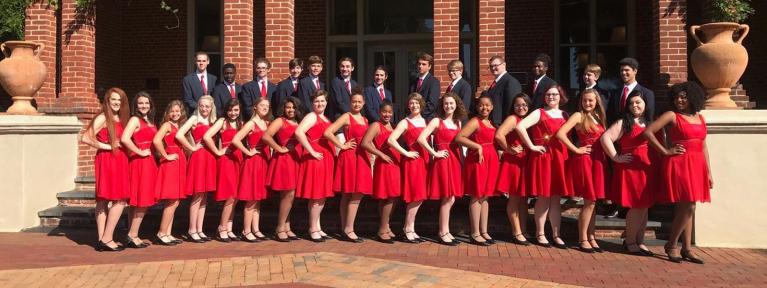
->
[577,89,606,132]
[585,64,602,79]
[193,95,217,124]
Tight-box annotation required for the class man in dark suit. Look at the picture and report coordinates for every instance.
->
[363,65,393,122]
[241,58,277,120]
[409,53,440,119]
[274,58,304,111]
[211,63,242,118]
[446,60,474,113]
[182,51,218,114]
[606,57,655,124]
[297,55,326,113]
[482,55,523,125]
[329,57,358,120]
[529,53,557,110]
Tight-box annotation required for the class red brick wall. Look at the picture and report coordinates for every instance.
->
[477,0,505,88]
[652,0,688,103]
[223,0,254,82]
[23,2,57,109]
[504,0,555,78]
[433,0,460,83]
[264,0,295,78]
[295,0,326,66]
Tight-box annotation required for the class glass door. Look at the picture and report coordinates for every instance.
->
[366,44,431,118]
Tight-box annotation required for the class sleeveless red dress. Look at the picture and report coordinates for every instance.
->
[94,121,130,201]
[497,115,528,196]
[128,119,158,207]
[427,119,462,199]
[464,118,500,198]
[334,114,372,194]
[266,118,301,191]
[155,123,187,200]
[660,113,710,203]
[372,122,401,199]
[238,122,272,201]
[401,119,429,203]
[526,109,570,197]
[186,123,217,194]
[297,113,335,199]
[215,123,242,201]
[611,123,655,208]
[566,123,608,201]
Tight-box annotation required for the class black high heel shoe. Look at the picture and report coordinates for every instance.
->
[97,240,125,252]
[588,238,603,253]
[342,231,364,243]
[438,233,459,246]
[511,234,530,246]
[577,240,595,253]
[155,234,177,246]
[664,245,683,263]
[470,234,490,246]
[125,236,149,249]
[681,249,705,264]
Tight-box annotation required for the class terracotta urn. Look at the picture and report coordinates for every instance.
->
[0,41,47,114]
[689,23,749,109]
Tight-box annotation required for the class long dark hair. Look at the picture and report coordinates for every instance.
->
[277,96,304,121]
[223,98,243,129]
[131,91,155,124]
[621,89,651,133]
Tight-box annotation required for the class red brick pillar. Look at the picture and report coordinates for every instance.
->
[433,0,460,84]
[23,1,57,110]
[477,0,505,89]
[653,0,687,96]
[264,0,295,78]
[223,0,254,82]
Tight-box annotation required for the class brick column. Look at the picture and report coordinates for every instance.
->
[477,0,505,89]
[264,0,295,78]
[652,0,687,97]
[433,0,460,84]
[24,1,57,110]
[223,0,254,82]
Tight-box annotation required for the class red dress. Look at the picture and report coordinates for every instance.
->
[566,123,608,201]
[401,119,429,203]
[611,123,655,208]
[427,119,462,199]
[155,123,187,200]
[526,109,570,197]
[297,113,335,199]
[334,114,372,194]
[238,123,272,201]
[186,123,217,194]
[497,115,528,196]
[266,118,301,191]
[215,123,242,201]
[128,119,158,207]
[463,118,500,198]
[660,113,710,203]
[94,121,130,201]
[372,122,401,199]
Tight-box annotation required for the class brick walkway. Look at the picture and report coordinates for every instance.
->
[0,232,765,287]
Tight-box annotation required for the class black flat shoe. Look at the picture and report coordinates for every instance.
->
[216,230,232,243]
[286,231,300,241]
[536,235,551,248]
[470,234,490,246]
[400,231,419,244]
[481,233,496,244]
[374,233,395,244]
[97,240,125,252]
[639,247,654,256]
[240,232,261,243]
[309,231,325,243]
[511,235,531,246]
[342,231,364,243]
[438,233,459,246]
[577,241,595,253]
[318,231,332,240]
[198,233,212,242]
[155,234,177,246]
[665,245,683,263]
[251,231,268,241]
[125,236,149,249]
[588,239,603,253]
[186,232,205,243]
[552,237,567,250]
[681,249,705,264]
[274,231,291,242]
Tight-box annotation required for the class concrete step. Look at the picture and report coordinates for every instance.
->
[57,190,96,207]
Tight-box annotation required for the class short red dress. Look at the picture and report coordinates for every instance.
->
[94,121,130,201]
[463,118,500,198]
[611,123,655,208]
[296,113,335,199]
[497,115,528,196]
[266,118,301,191]
[372,122,401,200]
[155,123,187,200]
[566,123,608,201]
[401,119,429,203]
[186,122,217,194]
[659,113,710,203]
[526,109,571,197]
[215,122,242,201]
[427,119,462,199]
[333,114,372,194]
[128,119,158,207]
[238,123,272,201]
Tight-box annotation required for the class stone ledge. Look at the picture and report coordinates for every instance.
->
[701,110,767,134]
[0,115,81,134]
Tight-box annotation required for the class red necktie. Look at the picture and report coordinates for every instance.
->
[379,87,385,100]
[293,80,298,92]
[229,85,235,98]
[200,75,207,94]
[489,80,496,90]
[314,79,320,91]
[532,80,538,95]
[260,80,267,99]
[446,83,453,93]
[620,86,629,111]
[417,78,423,91]
[345,80,351,94]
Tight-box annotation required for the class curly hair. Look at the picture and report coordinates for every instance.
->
[437,92,467,122]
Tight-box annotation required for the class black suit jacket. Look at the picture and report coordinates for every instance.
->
[529,75,557,110]
[448,78,473,114]
[362,84,393,122]
[409,73,441,120]
[297,76,325,113]
[241,79,277,120]
[483,73,522,125]
[182,72,217,114]
[274,77,299,110]
[211,82,242,118]
[329,76,358,120]
[606,83,655,125]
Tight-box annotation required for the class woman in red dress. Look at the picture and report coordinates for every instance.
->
[494,93,532,246]
[232,98,272,243]
[324,90,371,243]
[80,87,130,251]
[120,91,158,249]
[204,99,243,242]
[555,89,608,253]
[515,84,570,249]
[152,100,187,246]
[644,82,710,264]
[176,95,217,243]
[455,95,500,246]
[295,90,335,242]
[262,96,304,242]
[600,90,655,256]
[388,93,429,243]
[418,92,466,246]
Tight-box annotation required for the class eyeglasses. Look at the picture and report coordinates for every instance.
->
[488,63,504,69]
[256,66,269,70]
[545,93,560,97]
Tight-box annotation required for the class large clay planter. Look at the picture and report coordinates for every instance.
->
[0,41,47,114]
[689,23,749,109]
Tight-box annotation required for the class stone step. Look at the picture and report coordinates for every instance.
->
[74,176,95,190]
[57,190,96,207]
